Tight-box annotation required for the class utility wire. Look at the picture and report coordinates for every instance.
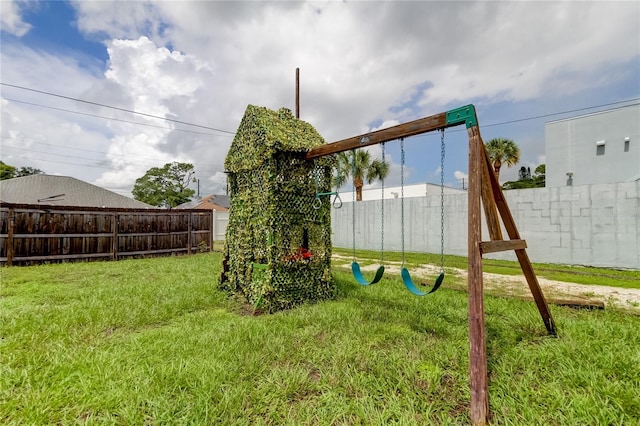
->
[0,149,218,175]
[0,135,221,168]
[0,139,223,174]
[0,82,236,135]
[0,144,157,169]
[0,152,147,172]
[0,145,152,172]
[3,98,232,137]
[4,82,637,136]
[482,98,640,128]
[4,81,636,138]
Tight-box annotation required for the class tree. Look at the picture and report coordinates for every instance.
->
[518,166,531,180]
[503,163,546,190]
[333,149,389,201]
[16,166,44,177]
[132,162,196,208]
[0,162,43,180]
[0,161,16,180]
[484,138,520,180]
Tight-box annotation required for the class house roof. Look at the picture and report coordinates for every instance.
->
[175,194,230,210]
[0,175,153,208]
[224,105,326,173]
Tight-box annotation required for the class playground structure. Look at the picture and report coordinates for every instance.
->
[220,105,336,312]
[221,103,556,425]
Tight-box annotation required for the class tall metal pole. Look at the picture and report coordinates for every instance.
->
[296,68,300,119]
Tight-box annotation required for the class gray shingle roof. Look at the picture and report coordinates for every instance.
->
[0,175,153,208]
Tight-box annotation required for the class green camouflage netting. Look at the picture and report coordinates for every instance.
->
[221,105,336,312]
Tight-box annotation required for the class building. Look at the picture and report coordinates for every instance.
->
[0,175,153,208]
[175,194,230,211]
[545,103,640,187]
[340,183,465,203]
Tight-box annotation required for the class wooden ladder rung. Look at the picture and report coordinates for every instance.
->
[479,239,527,254]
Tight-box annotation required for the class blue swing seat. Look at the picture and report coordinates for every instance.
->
[352,262,385,286]
[401,267,444,296]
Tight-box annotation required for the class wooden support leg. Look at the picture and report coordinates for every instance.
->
[514,249,557,334]
[468,126,488,426]
[479,144,556,335]
[481,159,503,241]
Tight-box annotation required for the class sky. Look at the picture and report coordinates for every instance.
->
[1,0,639,199]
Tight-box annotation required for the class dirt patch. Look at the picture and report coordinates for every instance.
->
[333,255,640,313]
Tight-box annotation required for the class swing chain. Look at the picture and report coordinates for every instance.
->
[381,143,385,263]
[312,164,321,210]
[351,150,356,261]
[400,138,405,266]
[440,129,446,272]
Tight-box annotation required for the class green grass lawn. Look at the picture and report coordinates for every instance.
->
[1,253,639,424]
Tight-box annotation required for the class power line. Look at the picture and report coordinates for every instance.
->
[0,144,157,169]
[0,146,152,173]
[3,97,232,137]
[482,98,640,128]
[436,98,640,135]
[0,152,145,172]
[0,135,225,172]
[1,141,224,175]
[0,82,236,135]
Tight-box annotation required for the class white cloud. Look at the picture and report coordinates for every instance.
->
[454,170,469,182]
[0,0,32,36]
[207,171,228,195]
[1,97,113,182]
[2,1,638,198]
[91,36,218,191]
[0,44,113,182]
[369,120,401,133]
[72,0,163,41]
[72,1,640,137]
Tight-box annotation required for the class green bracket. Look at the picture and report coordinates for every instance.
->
[446,105,477,128]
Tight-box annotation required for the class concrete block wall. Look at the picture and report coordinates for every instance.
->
[331,182,640,269]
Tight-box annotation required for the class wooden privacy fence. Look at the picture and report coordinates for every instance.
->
[0,203,214,266]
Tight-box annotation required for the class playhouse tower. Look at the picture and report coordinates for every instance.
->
[220,105,335,312]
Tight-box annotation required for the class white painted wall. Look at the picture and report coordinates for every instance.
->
[339,183,465,202]
[545,104,640,187]
[331,182,640,269]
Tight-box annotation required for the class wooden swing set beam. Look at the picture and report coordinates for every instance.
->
[306,112,447,159]
[306,104,555,426]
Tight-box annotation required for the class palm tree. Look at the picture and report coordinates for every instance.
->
[334,149,389,201]
[485,138,520,180]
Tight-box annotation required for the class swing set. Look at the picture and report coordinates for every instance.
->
[338,135,446,295]
[306,104,556,426]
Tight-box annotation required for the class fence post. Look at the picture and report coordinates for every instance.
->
[111,213,118,261]
[187,212,192,255]
[7,208,15,267]
[210,210,215,251]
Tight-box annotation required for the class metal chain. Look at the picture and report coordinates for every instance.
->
[380,143,385,263]
[313,161,319,193]
[440,129,446,272]
[400,138,405,266]
[351,150,356,261]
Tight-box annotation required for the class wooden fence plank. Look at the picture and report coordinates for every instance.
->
[7,208,14,266]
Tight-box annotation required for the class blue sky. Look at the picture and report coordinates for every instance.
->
[1,1,639,196]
